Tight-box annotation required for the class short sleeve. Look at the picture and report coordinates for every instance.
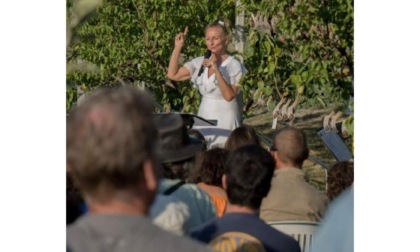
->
[227,60,248,85]
[184,57,205,88]
[184,61,196,77]
[183,57,203,78]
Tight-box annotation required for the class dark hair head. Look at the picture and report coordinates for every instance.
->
[224,145,275,210]
[327,160,354,200]
[273,126,309,167]
[193,147,229,187]
[67,86,157,199]
[225,125,260,151]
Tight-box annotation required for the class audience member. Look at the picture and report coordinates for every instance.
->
[192,147,229,217]
[186,128,208,182]
[149,194,190,236]
[260,126,328,222]
[311,185,354,252]
[191,145,301,252]
[224,125,260,151]
[66,87,208,251]
[327,160,354,200]
[154,113,217,233]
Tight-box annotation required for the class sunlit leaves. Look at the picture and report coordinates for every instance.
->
[66,0,353,113]
[240,0,353,108]
[67,0,236,112]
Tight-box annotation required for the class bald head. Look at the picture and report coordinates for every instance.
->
[273,126,309,168]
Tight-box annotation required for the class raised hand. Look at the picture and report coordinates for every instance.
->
[174,26,188,48]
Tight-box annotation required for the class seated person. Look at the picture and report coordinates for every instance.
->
[224,125,261,151]
[190,145,301,252]
[66,87,207,251]
[260,126,328,222]
[191,147,229,217]
[327,160,354,200]
[154,113,217,233]
[186,128,208,182]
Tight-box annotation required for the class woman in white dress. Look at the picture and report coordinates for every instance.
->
[167,21,247,131]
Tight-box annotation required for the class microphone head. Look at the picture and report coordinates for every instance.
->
[204,50,212,59]
[198,50,212,77]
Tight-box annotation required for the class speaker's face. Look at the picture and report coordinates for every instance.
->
[205,27,227,55]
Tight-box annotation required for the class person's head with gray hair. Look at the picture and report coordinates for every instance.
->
[67,86,158,214]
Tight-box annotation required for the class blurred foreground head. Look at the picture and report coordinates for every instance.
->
[67,86,158,209]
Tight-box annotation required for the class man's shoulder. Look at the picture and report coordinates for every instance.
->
[149,194,190,235]
[190,218,219,241]
[299,178,329,202]
[191,214,300,252]
[245,221,301,252]
[190,213,274,239]
[174,182,213,202]
[67,215,209,252]
[274,168,327,197]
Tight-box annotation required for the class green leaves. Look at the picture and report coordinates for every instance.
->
[263,40,272,54]
[240,0,353,110]
[290,74,301,86]
[267,61,275,75]
[67,0,237,113]
[66,0,353,114]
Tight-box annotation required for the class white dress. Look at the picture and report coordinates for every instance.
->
[184,55,247,131]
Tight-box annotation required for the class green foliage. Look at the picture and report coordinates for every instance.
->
[67,0,235,112]
[239,0,353,108]
[66,0,353,114]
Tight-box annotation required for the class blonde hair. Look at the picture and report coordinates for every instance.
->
[205,20,231,38]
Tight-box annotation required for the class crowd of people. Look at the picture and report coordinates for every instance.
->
[66,85,354,252]
[67,20,353,252]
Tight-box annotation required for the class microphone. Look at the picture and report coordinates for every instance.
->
[197,50,212,77]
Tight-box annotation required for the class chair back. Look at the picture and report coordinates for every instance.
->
[267,221,319,252]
